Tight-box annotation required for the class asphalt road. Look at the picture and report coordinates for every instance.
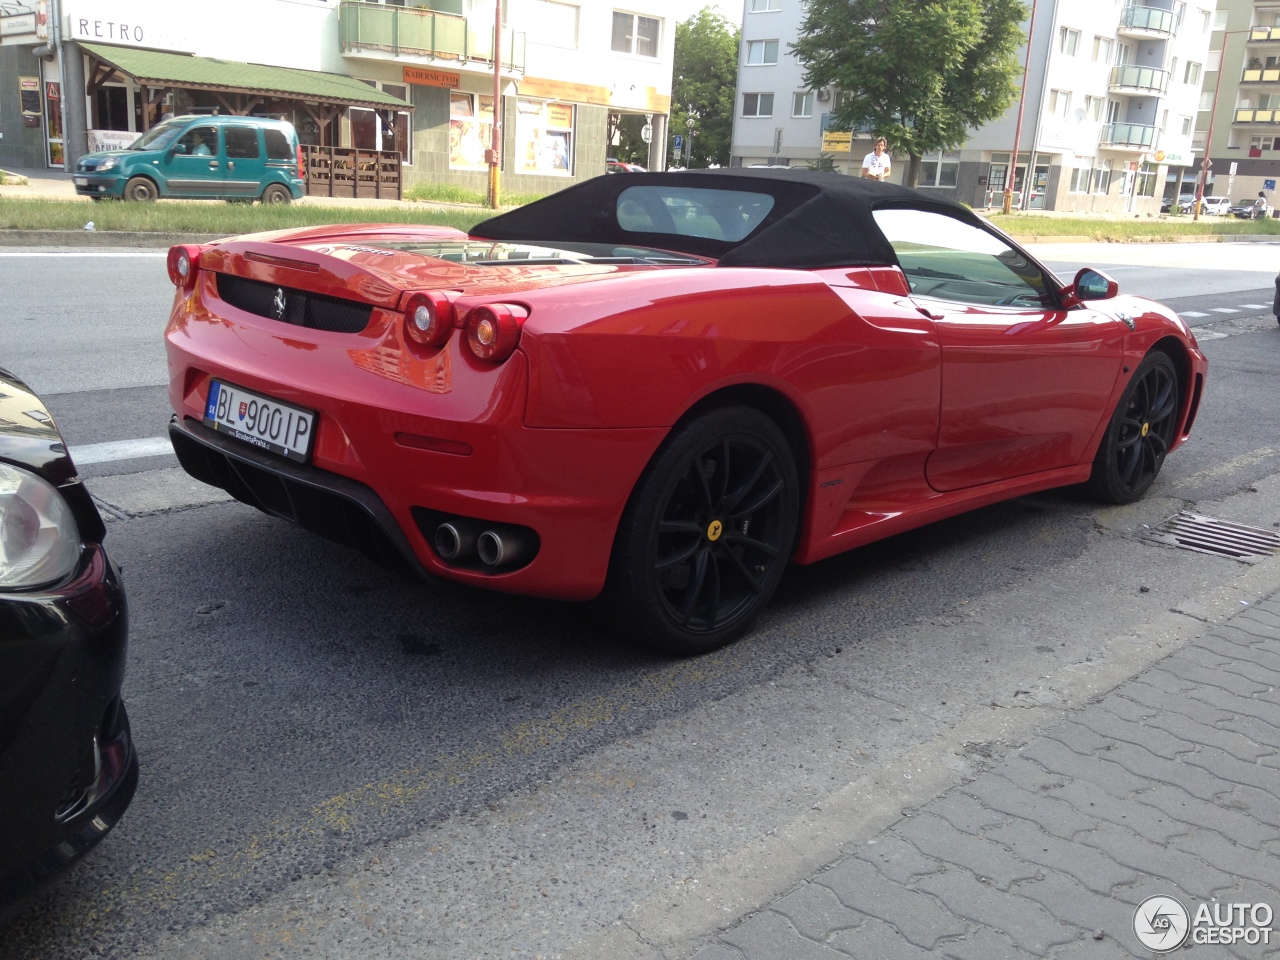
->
[0,244,1278,959]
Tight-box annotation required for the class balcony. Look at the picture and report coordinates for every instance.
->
[1099,121,1158,149]
[1242,67,1280,82]
[1109,65,1169,94]
[1118,4,1178,38]
[339,1,526,72]
[1234,107,1280,123]
[1249,26,1280,42]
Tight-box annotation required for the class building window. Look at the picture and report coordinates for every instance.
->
[1250,134,1269,151]
[1184,61,1201,84]
[745,39,779,64]
[1069,159,1093,193]
[350,81,412,164]
[1093,159,1112,194]
[748,0,781,10]
[1198,7,1210,32]
[1212,8,1226,30]
[1049,89,1071,118]
[742,92,774,117]
[918,150,959,187]
[1092,36,1113,63]
[527,0,579,48]
[449,92,494,171]
[1199,90,1213,110]
[1059,27,1080,55]
[515,99,574,176]
[611,11,660,57]
[792,91,813,117]
[1084,95,1104,121]
[1135,161,1158,197]
[1180,115,1193,136]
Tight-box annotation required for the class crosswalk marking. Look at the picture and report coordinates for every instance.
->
[1210,307,1241,313]
[1181,311,1209,317]
[1238,303,1270,309]
[70,437,173,465]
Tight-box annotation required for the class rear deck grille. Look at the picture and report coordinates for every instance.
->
[215,273,374,333]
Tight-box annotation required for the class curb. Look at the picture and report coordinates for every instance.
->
[0,229,224,247]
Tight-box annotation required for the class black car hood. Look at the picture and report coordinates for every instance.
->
[0,367,75,486]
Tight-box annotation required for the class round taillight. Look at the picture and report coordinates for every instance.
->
[167,244,203,291]
[403,291,456,348]
[465,304,528,362]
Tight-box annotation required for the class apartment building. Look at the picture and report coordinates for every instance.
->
[0,0,677,191]
[728,0,1213,214]
[1194,0,1280,206]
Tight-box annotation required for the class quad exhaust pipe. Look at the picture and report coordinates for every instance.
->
[434,519,538,569]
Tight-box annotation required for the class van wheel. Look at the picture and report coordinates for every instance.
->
[123,177,158,202]
[261,184,292,205]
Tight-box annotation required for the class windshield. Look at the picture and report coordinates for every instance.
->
[367,240,708,266]
[127,119,188,151]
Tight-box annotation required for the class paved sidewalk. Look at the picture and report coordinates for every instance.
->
[695,595,1280,959]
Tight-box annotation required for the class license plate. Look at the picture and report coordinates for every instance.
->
[74,177,88,186]
[203,380,315,463]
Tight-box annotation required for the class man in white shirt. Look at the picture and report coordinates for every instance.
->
[861,137,891,181]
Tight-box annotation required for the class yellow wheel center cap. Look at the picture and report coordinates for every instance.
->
[707,520,724,542]
[1141,422,1150,437]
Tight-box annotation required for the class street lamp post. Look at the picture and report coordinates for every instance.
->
[686,115,695,168]
[1003,0,1040,215]
[1194,29,1247,222]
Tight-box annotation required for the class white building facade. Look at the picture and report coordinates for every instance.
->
[728,0,1213,214]
[0,0,678,191]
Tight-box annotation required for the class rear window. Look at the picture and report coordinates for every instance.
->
[225,127,261,159]
[264,129,293,161]
[616,186,776,242]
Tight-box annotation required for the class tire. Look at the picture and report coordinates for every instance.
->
[261,183,292,205]
[606,406,800,655]
[123,176,158,202]
[1087,351,1179,504]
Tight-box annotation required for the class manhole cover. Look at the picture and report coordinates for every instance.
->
[1143,511,1280,564]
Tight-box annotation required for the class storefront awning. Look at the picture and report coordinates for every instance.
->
[79,43,411,110]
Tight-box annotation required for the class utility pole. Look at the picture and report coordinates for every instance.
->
[487,0,502,209]
[1003,0,1039,214]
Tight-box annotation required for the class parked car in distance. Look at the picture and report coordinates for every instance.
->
[161,169,1207,655]
[73,114,304,204]
[0,368,137,918]
[1160,193,1197,213]
[606,159,647,173]
[1200,196,1231,215]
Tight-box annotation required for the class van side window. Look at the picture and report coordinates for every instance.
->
[225,127,261,160]
[177,126,218,157]
[264,130,293,161]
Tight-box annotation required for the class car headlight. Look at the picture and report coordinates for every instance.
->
[97,157,118,172]
[0,463,82,588]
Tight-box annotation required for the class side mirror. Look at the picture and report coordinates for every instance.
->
[170,142,187,155]
[1061,267,1118,307]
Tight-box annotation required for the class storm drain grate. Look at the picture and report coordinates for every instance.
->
[1143,511,1280,564]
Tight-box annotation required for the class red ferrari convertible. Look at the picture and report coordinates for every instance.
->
[164,170,1206,653]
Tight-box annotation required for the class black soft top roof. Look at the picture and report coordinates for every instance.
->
[471,168,982,269]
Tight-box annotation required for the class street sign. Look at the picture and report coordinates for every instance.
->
[673,134,683,150]
[1266,179,1276,191]
[641,123,653,144]
[1229,161,1238,176]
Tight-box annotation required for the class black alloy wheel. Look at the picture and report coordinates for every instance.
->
[608,407,800,655]
[1087,350,1179,504]
[123,176,158,202]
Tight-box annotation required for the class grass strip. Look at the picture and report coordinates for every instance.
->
[0,198,487,235]
[984,212,1280,239]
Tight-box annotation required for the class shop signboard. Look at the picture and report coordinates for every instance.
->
[515,99,573,176]
[449,93,495,171]
[88,129,138,152]
[0,1,46,45]
[64,1,193,52]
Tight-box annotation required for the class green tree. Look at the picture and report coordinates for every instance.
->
[792,0,1026,186]
[671,9,739,167]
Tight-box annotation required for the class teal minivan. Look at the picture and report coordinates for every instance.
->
[72,115,305,203]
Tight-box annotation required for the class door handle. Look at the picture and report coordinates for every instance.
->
[916,306,945,321]
[208,160,219,169]
[227,161,235,171]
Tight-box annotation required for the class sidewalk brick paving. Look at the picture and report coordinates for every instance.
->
[694,596,1280,959]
